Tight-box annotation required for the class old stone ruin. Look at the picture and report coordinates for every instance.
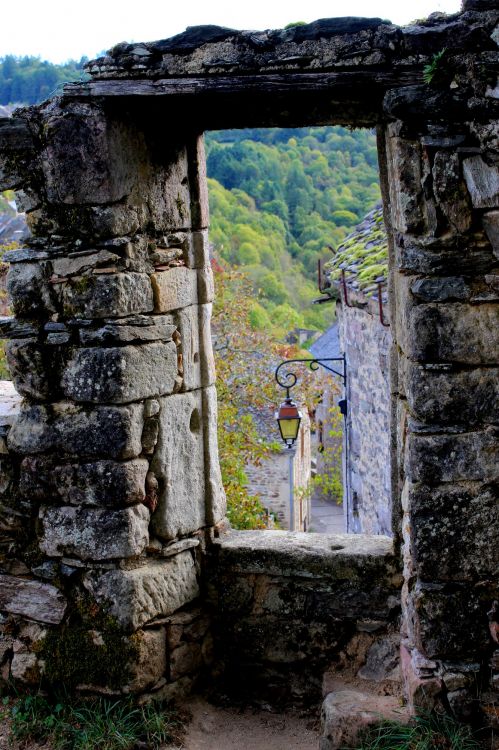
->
[0,1,498,747]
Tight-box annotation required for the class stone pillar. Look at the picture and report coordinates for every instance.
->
[383,80,499,722]
[0,99,224,695]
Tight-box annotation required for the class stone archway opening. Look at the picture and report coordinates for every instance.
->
[0,3,497,738]
[205,123,387,536]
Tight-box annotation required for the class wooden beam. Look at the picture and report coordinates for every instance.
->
[65,69,423,99]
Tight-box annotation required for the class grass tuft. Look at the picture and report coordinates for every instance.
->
[351,712,483,750]
[1,692,186,750]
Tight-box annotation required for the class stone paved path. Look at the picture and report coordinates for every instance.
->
[310,496,344,534]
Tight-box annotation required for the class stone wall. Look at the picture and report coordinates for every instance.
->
[0,102,225,695]
[337,294,392,536]
[381,45,499,721]
[206,531,401,706]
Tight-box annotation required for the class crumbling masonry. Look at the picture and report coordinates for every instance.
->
[0,0,498,740]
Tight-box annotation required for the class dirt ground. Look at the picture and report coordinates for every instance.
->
[181,697,319,750]
[0,697,320,750]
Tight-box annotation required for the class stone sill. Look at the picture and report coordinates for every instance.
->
[211,529,397,578]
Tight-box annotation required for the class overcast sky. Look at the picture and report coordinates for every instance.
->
[2,0,462,64]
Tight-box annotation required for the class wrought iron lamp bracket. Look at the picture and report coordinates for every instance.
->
[275,356,347,399]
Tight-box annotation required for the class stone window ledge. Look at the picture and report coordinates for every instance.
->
[210,529,397,579]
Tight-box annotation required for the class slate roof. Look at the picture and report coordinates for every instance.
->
[325,205,388,297]
[309,323,341,361]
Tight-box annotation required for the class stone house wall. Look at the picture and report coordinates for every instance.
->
[245,411,312,531]
[337,294,392,535]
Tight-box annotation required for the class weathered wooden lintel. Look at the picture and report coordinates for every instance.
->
[64,69,423,99]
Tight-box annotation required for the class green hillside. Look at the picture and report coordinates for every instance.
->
[206,127,380,330]
[0,56,87,105]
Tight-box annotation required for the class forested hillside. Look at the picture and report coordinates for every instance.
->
[206,127,380,330]
[0,56,87,105]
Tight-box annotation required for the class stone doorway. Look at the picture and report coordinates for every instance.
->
[0,2,497,730]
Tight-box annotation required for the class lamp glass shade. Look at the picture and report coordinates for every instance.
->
[276,399,302,446]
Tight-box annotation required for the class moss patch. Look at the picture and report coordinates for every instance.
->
[41,622,139,691]
[325,206,388,296]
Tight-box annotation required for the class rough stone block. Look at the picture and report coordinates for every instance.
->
[409,276,470,302]
[82,554,200,631]
[395,234,496,276]
[401,358,499,426]
[386,135,425,234]
[40,101,139,205]
[408,482,498,582]
[39,504,150,560]
[10,648,42,685]
[51,250,122,278]
[170,642,203,680]
[199,304,216,387]
[463,156,499,209]
[187,134,209,230]
[0,574,67,624]
[79,318,175,345]
[405,430,499,484]
[150,391,206,540]
[124,628,167,693]
[62,341,177,403]
[62,273,153,319]
[8,402,144,459]
[175,304,215,391]
[151,267,198,313]
[483,210,499,259]
[184,230,210,269]
[202,385,226,526]
[358,634,400,683]
[0,117,35,191]
[6,339,65,400]
[20,456,148,506]
[412,584,492,659]
[432,151,472,234]
[197,266,214,304]
[7,262,56,318]
[400,644,443,712]
[396,274,499,364]
[320,689,409,750]
[175,305,201,391]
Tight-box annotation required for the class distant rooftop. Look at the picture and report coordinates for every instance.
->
[325,206,388,297]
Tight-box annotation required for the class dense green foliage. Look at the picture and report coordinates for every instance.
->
[0,56,87,105]
[206,127,380,329]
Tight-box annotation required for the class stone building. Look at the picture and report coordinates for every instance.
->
[325,207,393,536]
[0,5,498,747]
[245,406,312,531]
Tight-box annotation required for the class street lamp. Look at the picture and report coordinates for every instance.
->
[275,396,302,449]
[274,356,347,533]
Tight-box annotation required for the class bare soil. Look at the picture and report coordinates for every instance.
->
[181,697,319,750]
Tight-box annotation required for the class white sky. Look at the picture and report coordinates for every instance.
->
[1,0,462,64]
